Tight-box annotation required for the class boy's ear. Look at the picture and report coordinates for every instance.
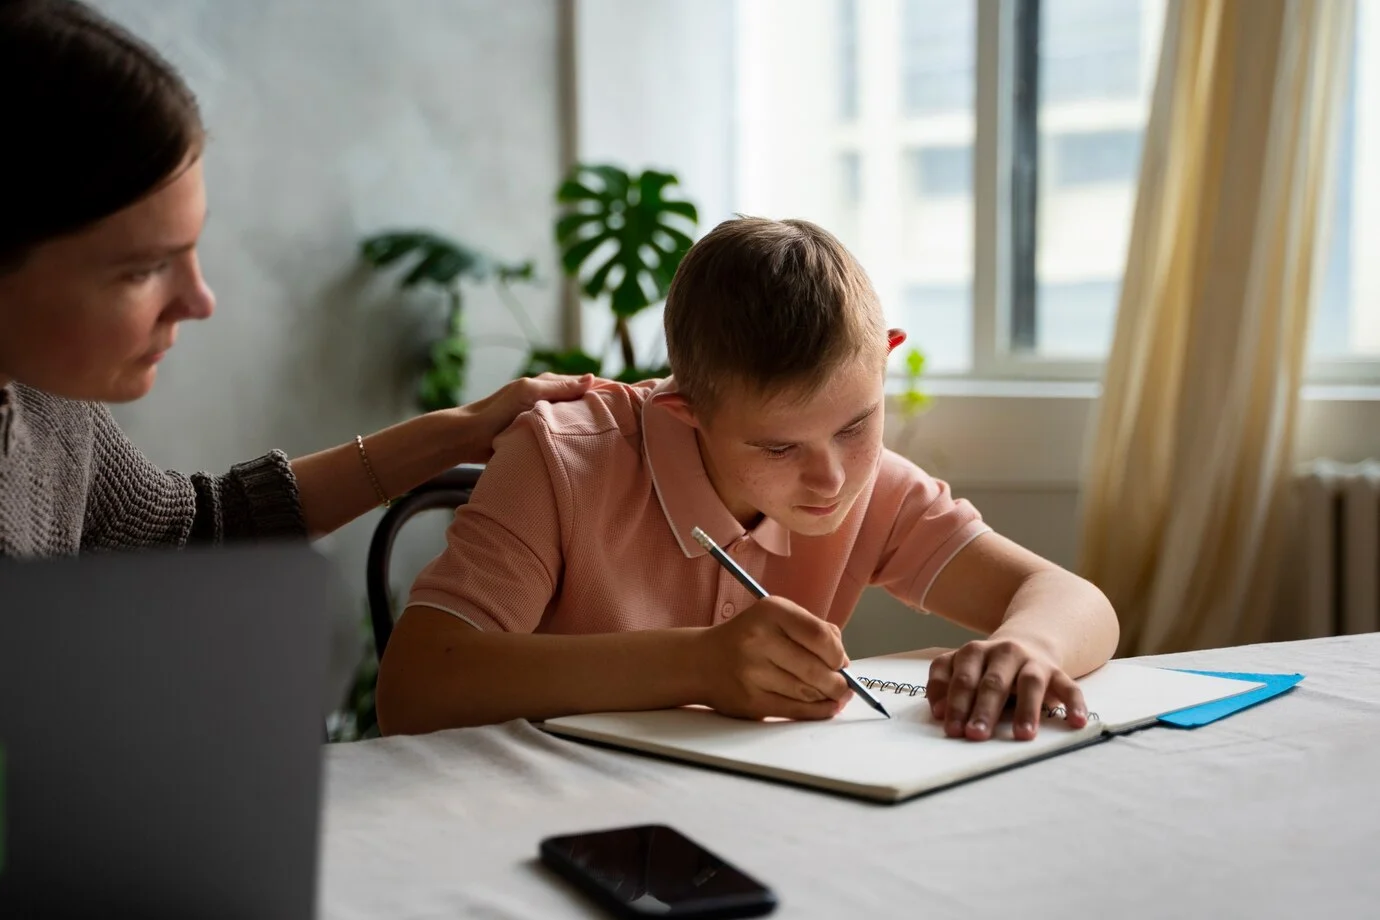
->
[652,392,703,429]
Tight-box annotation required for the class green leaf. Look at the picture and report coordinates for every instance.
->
[659,200,699,221]
[555,179,603,204]
[561,231,614,278]
[360,232,428,266]
[522,348,602,377]
[610,270,652,317]
[554,212,604,245]
[495,260,536,284]
[905,347,927,378]
[359,231,490,291]
[554,162,699,319]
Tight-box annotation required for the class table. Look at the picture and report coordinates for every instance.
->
[318,634,1380,918]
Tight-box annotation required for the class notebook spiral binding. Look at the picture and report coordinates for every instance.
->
[856,676,1100,721]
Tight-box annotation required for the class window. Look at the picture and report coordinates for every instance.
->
[909,146,973,197]
[1309,3,1380,372]
[731,0,1374,380]
[839,0,859,120]
[900,0,975,115]
[1021,0,1162,360]
[736,0,977,373]
[1041,0,1143,104]
[903,285,972,373]
[1049,131,1142,187]
[840,151,862,205]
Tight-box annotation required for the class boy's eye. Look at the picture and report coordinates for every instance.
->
[761,445,795,459]
[837,422,866,439]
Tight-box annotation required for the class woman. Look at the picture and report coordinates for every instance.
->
[0,0,588,557]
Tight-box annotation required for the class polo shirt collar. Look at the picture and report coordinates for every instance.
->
[642,378,792,559]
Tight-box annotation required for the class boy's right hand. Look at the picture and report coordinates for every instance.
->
[697,596,852,721]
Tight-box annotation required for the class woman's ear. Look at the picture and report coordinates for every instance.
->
[652,391,702,429]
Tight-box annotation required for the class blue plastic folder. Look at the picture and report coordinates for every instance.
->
[1156,670,1304,727]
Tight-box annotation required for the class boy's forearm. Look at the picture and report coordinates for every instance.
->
[990,568,1120,677]
[290,411,469,539]
[376,607,709,735]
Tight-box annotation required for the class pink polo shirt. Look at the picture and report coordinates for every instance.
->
[407,379,990,634]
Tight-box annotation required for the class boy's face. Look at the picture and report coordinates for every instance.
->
[668,356,887,536]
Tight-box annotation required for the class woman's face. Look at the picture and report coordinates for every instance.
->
[0,158,215,402]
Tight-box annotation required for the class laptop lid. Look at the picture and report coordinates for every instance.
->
[0,543,340,918]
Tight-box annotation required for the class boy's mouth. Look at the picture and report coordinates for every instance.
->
[797,501,840,517]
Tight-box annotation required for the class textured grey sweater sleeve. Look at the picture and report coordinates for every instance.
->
[81,402,307,551]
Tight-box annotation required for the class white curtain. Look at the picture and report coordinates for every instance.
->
[1077,0,1356,656]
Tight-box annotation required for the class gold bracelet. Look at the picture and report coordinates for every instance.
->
[355,434,392,507]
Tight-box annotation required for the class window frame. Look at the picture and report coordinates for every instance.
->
[960,0,1379,386]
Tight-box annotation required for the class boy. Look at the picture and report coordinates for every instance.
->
[377,218,1119,741]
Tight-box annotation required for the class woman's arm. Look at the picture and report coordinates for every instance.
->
[291,374,593,538]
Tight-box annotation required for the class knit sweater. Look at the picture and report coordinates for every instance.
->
[0,383,307,558]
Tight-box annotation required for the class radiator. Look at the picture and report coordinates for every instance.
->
[1295,459,1380,637]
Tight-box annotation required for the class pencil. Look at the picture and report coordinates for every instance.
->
[690,526,891,719]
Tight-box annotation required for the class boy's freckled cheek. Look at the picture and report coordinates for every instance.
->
[738,463,790,504]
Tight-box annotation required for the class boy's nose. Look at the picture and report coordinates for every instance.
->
[801,450,847,494]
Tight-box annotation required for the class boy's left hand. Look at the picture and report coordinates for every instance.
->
[926,637,1088,741]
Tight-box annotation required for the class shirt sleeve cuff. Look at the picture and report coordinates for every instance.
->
[913,522,993,611]
[405,591,502,632]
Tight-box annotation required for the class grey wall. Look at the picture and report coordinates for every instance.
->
[95,0,565,690]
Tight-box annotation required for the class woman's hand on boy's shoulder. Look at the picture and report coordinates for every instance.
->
[450,372,598,462]
[696,596,853,722]
[925,637,1088,742]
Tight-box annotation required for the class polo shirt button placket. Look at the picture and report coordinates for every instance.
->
[721,602,735,619]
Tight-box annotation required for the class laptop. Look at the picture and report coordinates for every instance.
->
[0,543,342,918]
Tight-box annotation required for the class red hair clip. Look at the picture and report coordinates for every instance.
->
[887,329,908,353]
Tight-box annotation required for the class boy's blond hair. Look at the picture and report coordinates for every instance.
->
[663,217,885,413]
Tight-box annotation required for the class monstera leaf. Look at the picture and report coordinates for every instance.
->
[521,348,603,378]
[554,165,698,318]
[360,231,534,290]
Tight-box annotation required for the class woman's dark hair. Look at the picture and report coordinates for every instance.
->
[0,0,204,269]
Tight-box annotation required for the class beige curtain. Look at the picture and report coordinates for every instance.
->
[1077,0,1355,656]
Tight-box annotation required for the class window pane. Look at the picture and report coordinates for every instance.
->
[1051,130,1141,186]
[1310,2,1380,362]
[736,0,977,374]
[839,0,859,119]
[908,146,972,197]
[901,0,975,115]
[1036,281,1119,357]
[900,285,973,373]
[1043,0,1142,103]
[1031,0,1163,358]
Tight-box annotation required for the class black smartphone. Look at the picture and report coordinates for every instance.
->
[539,824,778,919]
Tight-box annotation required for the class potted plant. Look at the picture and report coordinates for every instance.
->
[358,163,699,411]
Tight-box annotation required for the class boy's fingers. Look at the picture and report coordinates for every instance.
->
[1049,673,1089,727]
[944,644,988,737]
[965,647,1024,740]
[927,655,953,719]
[765,638,850,701]
[1011,666,1049,740]
[758,692,847,722]
[764,600,847,669]
[752,661,832,704]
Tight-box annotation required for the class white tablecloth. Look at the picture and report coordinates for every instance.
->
[318,634,1380,919]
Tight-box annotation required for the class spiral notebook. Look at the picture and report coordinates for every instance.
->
[541,650,1265,803]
